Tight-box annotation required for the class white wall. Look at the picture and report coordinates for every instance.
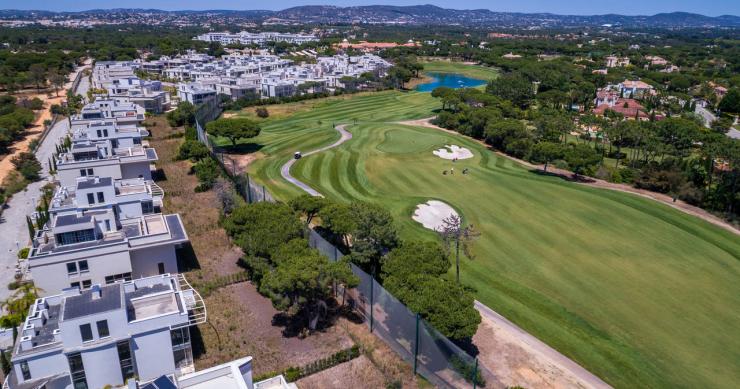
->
[13,351,68,386]
[130,245,178,278]
[81,343,126,388]
[131,329,176,381]
[57,163,123,187]
[121,162,152,181]
[31,248,133,295]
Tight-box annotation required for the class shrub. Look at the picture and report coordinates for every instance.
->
[177,139,210,161]
[284,367,301,382]
[184,125,198,141]
[11,152,42,181]
[255,107,270,118]
[450,355,486,387]
[194,157,220,191]
[17,247,29,259]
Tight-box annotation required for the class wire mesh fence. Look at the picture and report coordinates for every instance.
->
[193,108,493,388]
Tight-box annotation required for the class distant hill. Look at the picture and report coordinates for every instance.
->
[0,5,737,28]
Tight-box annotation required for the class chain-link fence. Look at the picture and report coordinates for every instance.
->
[194,108,492,388]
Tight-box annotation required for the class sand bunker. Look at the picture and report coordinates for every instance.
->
[433,144,474,160]
[412,200,459,231]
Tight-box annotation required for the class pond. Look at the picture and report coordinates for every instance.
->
[415,72,487,92]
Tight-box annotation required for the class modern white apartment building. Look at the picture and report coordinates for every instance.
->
[28,175,185,294]
[193,31,318,46]
[5,274,205,389]
[131,357,295,389]
[150,53,390,100]
[55,140,158,188]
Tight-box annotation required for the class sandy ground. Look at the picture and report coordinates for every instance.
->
[474,301,612,389]
[0,62,89,185]
[295,355,387,389]
[412,200,458,231]
[398,117,740,235]
[433,144,474,160]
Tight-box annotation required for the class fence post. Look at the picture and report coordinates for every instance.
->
[472,358,479,389]
[369,277,374,333]
[262,185,266,202]
[413,313,420,375]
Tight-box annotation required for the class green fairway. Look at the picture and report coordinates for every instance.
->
[232,91,740,389]
[420,61,500,81]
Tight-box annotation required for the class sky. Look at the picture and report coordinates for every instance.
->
[0,0,738,17]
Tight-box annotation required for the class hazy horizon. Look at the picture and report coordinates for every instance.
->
[1,1,738,18]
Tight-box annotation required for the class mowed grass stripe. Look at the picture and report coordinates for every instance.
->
[233,90,740,389]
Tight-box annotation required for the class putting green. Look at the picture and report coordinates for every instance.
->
[224,91,740,389]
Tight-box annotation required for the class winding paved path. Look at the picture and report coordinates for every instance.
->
[280,124,352,197]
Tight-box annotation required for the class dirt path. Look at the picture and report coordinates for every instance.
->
[474,301,612,389]
[280,124,352,197]
[0,63,89,184]
[396,117,740,235]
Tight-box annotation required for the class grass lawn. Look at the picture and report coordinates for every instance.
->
[224,90,740,389]
[420,61,500,81]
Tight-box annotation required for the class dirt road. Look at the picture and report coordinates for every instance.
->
[474,301,612,389]
[0,62,90,184]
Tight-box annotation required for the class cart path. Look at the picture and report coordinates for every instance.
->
[397,117,739,236]
[280,124,352,197]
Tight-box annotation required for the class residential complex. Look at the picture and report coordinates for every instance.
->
[138,52,390,101]
[193,31,318,46]
[92,62,172,113]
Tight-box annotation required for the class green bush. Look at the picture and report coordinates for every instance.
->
[283,367,301,382]
[450,355,486,387]
[177,139,210,162]
[184,126,198,141]
[11,152,42,181]
[17,247,29,259]
[194,157,220,191]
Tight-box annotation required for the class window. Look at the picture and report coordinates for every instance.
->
[97,192,105,203]
[56,229,96,246]
[103,129,109,137]
[67,352,88,389]
[96,320,109,338]
[20,360,31,380]
[79,324,93,342]
[105,273,132,284]
[81,280,91,289]
[86,193,95,204]
[80,169,88,177]
[78,260,89,273]
[141,200,154,214]
[158,262,166,275]
[117,341,135,381]
[86,168,94,176]
[105,220,111,231]
[96,130,102,138]
[171,328,190,348]
[67,262,78,274]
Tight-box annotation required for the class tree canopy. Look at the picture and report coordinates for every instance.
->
[206,118,262,147]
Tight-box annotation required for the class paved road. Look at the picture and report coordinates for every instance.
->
[280,124,352,197]
[0,63,88,301]
[474,301,613,389]
[695,105,717,128]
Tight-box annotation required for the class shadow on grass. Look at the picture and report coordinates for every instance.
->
[189,324,209,359]
[528,168,596,183]
[177,243,201,271]
[272,298,360,338]
[217,142,264,154]
[152,168,167,182]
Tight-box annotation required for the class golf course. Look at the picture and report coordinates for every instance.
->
[218,66,740,389]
